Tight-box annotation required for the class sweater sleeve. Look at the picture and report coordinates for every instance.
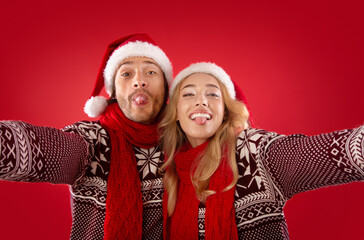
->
[0,120,90,185]
[259,125,364,200]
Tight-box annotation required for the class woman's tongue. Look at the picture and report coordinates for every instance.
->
[194,116,208,125]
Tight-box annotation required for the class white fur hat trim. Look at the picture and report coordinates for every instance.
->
[84,96,108,118]
[170,62,235,100]
[103,41,173,96]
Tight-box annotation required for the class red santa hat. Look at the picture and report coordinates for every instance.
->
[170,62,239,101]
[84,33,173,118]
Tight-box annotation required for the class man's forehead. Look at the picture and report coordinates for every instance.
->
[120,57,159,67]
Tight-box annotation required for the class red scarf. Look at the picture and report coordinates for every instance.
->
[164,141,238,240]
[99,103,159,240]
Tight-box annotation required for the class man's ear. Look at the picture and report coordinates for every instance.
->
[109,83,116,100]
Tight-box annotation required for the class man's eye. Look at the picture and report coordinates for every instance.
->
[147,71,156,75]
[121,72,130,77]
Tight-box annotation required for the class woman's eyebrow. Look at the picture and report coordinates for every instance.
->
[206,83,220,89]
[182,83,220,90]
[181,84,195,90]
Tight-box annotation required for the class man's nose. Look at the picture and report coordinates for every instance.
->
[132,72,148,89]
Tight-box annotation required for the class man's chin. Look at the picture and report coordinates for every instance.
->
[129,112,156,125]
[121,103,161,124]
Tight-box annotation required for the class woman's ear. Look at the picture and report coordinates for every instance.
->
[223,107,228,121]
[234,126,244,136]
[176,108,179,121]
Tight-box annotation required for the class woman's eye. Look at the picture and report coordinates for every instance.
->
[182,93,194,97]
[147,71,156,75]
[207,93,220,97]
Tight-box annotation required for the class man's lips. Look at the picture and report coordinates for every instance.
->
[132,92,149,106]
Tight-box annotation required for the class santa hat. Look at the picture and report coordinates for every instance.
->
[84,33,173,118]
[171,62,243,101]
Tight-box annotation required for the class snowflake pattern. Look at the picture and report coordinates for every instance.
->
[135,146,163,180]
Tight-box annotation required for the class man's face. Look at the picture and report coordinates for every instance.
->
[114,57,166,124]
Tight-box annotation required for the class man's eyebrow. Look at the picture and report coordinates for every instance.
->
[119,60,159,67]
[143,60,159,67]
[120,61,133,66]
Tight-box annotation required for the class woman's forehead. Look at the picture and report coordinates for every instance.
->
[180,73,220,88]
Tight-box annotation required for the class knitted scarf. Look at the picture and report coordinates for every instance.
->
[99,103,159,240]
[164,141,238,240]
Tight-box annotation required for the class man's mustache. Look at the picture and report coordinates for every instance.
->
[128,89,152,101]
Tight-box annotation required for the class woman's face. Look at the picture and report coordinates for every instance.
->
[177,73,225,148]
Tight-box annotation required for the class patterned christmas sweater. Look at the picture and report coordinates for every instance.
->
[1,121,363,239]
[197,126,364,239]
[0,120,164,240]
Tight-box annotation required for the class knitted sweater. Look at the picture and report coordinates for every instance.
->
[1,121,363,239]
[196,126,364,239]
[0,120,164,240]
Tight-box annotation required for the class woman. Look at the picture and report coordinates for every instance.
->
[159,62,364,240]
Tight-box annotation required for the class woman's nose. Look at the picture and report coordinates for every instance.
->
[195,95,208,106]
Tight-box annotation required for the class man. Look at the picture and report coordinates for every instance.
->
[0,33,172,239]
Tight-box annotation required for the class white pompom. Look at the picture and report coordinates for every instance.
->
[84,96,108,118]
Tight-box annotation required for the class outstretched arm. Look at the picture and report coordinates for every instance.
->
[263,125,364,199]
[0,121,89,185]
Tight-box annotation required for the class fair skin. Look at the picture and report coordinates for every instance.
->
[114,57,166,124]
[177,73,225,148]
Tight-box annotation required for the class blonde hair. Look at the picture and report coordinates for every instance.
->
[159,74,250,216]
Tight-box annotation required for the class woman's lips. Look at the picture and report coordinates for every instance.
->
[189,112,212,125]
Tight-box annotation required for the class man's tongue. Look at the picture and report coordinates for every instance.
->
[134,95,148,105]
[195,116,207,125]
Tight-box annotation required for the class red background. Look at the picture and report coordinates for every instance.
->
[0,0,363,239]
